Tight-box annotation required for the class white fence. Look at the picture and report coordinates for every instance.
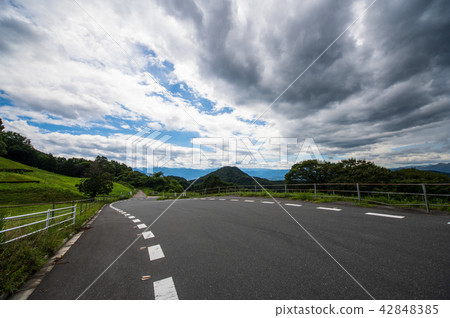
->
[0,205,77,244]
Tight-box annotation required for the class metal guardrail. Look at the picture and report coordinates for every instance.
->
[0,205,77,244]
[194,183,450,212]
[0,196,126,245]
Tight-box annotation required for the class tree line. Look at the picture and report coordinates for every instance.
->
[0,119,183,196]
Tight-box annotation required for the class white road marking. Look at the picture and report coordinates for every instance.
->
[142,231,155,239]
[200,198,206,200]
[316,207,342,211]
[262,201,275,204]
[133,219,141,223]
[285,203,302,207]
[137,224,147,229]
[219,198,226,201]
[154,277,178,300]
[209,198,215,200]
[448,222,450,224]
[128,216,135,219]
[148,245,165,261]
[231,199,239,201]
[245,200,255,202]
[365,212,405,219]
[124,214,130,216]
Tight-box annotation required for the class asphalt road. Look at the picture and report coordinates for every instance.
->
[29,196,450,300]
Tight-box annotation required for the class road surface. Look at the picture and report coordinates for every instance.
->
[29,196,450,299]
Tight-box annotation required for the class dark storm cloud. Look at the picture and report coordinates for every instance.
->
[0,16,39,53]
[158,0,450,142]
[156,0,204,29]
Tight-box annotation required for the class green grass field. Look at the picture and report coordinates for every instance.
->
[0,157,135,296]
[0,157,133,206]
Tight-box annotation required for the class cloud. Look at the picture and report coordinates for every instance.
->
[0,0,449,169]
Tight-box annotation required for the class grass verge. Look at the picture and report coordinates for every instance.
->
[0,200,111,297]
[157,190,450,212]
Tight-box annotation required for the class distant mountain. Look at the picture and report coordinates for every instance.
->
[146,167,216,179]
[191,166,280,189]
[240,168,288,181]
[150,167,288,181]
[392,163,450,174]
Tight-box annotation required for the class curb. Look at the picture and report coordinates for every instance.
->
[8,204,107,300]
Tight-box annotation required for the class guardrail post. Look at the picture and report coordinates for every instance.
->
[234,186,236,194]
[254,185,257,193]
[314,184,317,199]
[52,202,55,219]
[73,205,77,225]
[46,209,51,231]
[284,184,287,193]
[422,184,430,213]
[356,183,361,205]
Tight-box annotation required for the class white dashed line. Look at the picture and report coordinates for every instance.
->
[133,219,141,223]
[219,198,226,201]
[316,207,342,211]
[128,216,135,219]
[245,200,255,202]
[200,198,206,200]
[142,231,155,239]
[124,214,130,216]
[448,222,450,225]
[148,245,165,261]
[365,212,405,219]
[209,198,215,200]
[154,277,178,300]
[137,224,147,229]
[230,199,239,201]
[285,203,302,207]
[262,201,275,204]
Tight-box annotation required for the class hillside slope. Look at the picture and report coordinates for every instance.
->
[0,157,132,205]
[192,166,279,189]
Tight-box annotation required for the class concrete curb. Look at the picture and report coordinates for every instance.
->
[9,204,107,300]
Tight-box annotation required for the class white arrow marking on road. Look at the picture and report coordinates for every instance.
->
[154,277,178,300]
[148,245,165,261]
[133,219,141,223]
[142,231,155,239]
[285,203,302,207]
[365,212,405,219]
[316,207,342,211]
[137,223,147,229]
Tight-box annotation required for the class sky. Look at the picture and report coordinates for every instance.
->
[0,0,449,170]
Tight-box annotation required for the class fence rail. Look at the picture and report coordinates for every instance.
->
[190,183,450,212]
[0,205,76,244]
[0,196,123,245]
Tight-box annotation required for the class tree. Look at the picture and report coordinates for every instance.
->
[203,174,223,189]
[0,118,6,156]
[285,160,333,183]
[77,156,114,197]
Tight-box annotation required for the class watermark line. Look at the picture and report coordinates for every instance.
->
[251,0,378,124]
[75,177,200,300]
[249,175,376,300]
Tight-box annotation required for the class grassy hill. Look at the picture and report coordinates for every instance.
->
[0,157,132,205]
